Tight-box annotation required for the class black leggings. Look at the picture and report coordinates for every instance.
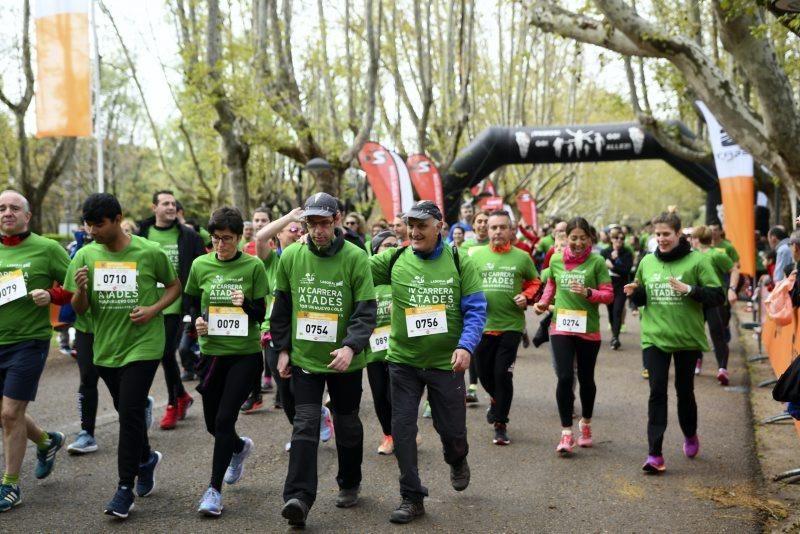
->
[96,359,160,488]
[162,314,186,405]
[551,335,601,427]
[605,282,627,338]
[266,345,295,424]
[74,330,98,436]
[703,305,730,369]
[644,347,698,456]
[197,352,263,491]
[468,353,479,386]
[475,332,521,424]
[367,361,392,435]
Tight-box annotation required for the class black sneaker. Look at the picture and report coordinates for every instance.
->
[450,458,470,491]
[104,486,135,519]
[611,337,621,350]
[335,485,360,508]
[180,370,196,381]
[135,451,162,497]
[486,405,497,425]
[389,498,425,524]
[281,498,309,527]
[493,423,510,446]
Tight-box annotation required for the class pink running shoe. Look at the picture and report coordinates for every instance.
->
[717,368,729,386]
[577,421,593,448]
[642,455,666,474]
[556,432,575,456]
[683,435,700,458]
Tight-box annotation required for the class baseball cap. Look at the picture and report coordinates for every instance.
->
[302,192,338,218]
[404,200,442,221]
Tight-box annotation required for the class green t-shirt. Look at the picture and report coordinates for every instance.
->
[548,253,611,335]
[275,241,375,374]
[184,252,268,356]
[470,245,539,332]
[541,267,551,283]
[371,244,484,370]
[199,227,211,248]
[715,239,740,263]
[635,250,720,352]
[536,234,555,254]
[365,284,393,363]
[260,250,279,333]
[463,238,489,252]
[0,233,70,345]
[697,248,733,286]
[64,236,178,367]
[74,307,93,334]
[146,225,182,315]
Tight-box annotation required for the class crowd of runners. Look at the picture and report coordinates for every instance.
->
[0,187,744,526]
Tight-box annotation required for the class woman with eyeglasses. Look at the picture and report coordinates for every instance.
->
[600,228,633,350]
[624,212,724,474]
[184,207,269,516]
[365,230,399,454]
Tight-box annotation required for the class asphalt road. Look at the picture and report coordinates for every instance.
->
[5,310,761,532]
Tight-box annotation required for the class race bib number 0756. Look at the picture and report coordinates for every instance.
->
[405,304,448,337]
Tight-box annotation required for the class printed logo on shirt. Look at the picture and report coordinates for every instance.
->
[300,272,316,285]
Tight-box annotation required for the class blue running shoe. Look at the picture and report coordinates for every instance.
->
[135,451,162,497]
[35,431,64,479]
[320,406,334,443]
[0,484,21,512]
[422,401,432,419]
[104,486,135,519]
[224,437,253,485]
[145,396,154,430]
[197,486,223,517]
[67,430,98,455]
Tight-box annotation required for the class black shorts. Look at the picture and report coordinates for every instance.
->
[0,339,50,401]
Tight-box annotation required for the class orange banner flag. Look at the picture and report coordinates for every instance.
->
[35,0,92,137]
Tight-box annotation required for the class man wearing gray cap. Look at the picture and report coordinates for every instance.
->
[271,192,377,528]
[370,200,487,524]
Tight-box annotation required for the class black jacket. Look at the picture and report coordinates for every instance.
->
[270,228,377,356]
[630,237,725,308]
[600,245,633,285]
[137,217,206,316]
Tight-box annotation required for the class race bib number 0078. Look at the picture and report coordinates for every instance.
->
[93,261,137,292]
[0,269,27,306]
[405,305,448,337]
[208,306,248,336]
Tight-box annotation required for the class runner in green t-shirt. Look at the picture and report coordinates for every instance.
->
[0,189,71,513]
[691,226,735,385]
[271,193,377,528]
[625,212,724,475]
[365,230,399,455]
[533,217,613,457]
[182,207,268,517]
[370,200,486,525]
[67,193,181,519]
[470,211,540,446]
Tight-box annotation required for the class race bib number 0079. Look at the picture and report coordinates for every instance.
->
[93,261,137,292]
[556,309,588,333]
[296,311,338,343]
[405,304,448,337]
[0,269,27,306]
[208,306,248,337]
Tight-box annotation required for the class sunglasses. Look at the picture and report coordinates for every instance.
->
[286,227,303,234]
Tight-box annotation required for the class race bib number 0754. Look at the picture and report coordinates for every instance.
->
[296,311,338,343]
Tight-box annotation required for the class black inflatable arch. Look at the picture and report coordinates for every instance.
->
[441,122,720,224]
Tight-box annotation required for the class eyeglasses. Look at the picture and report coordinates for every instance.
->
[211,234,237,244]
[611,235,624,240]
[306,220,334,229]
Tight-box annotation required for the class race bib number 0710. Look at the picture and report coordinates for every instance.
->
[405,304,448,337]
[556,309,588,333]
[0,269,27,306]
[208,306,248,336]
[93,261,137,292]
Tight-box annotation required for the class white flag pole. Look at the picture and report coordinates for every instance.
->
[91,0,104,192]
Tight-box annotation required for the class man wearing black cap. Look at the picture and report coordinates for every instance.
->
[271,192,377,528]
[370,200,487,524]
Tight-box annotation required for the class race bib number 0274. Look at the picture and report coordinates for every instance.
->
[0,269,27,306]
[93,261,137,292]
[405,304,448,337]
[556,309,588,333]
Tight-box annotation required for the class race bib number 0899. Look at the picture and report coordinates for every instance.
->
[369,326,390,352]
